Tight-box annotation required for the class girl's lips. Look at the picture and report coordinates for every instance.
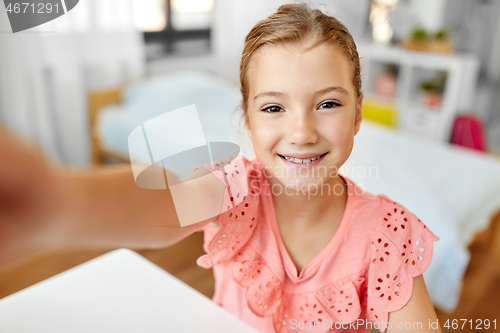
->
[278,153,328,169]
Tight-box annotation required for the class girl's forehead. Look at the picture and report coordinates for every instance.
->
[251,40,348,65]
[247,42,354,98]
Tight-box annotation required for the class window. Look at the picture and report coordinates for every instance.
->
[132,0,213,60]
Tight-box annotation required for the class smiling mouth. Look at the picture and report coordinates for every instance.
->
[278,153,328,164]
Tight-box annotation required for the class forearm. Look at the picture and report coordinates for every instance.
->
[0,124,223,265]
[55,165,211,250]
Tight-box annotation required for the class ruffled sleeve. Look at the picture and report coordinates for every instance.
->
[196,155,261,269]
[365,195,439,332]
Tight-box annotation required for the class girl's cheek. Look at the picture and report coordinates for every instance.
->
[254,119,278,137]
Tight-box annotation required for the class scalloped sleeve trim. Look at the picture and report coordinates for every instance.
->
[365,195,439,332]
[196,155,261,268]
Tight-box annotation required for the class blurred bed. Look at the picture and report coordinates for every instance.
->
[89,71,244,164]
[88,70,500,313]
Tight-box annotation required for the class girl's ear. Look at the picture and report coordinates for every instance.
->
[354,93,363,136]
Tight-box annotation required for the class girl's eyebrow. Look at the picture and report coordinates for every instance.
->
[253,91,286,102]
[253,86,348,102]
[315,86,349,96]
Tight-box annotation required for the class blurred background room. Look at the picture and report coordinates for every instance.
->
[1,0,500,329]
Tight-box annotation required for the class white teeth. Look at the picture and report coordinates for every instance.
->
[282,155,322,163]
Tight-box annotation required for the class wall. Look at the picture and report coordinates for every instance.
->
[408,0,447,32]
[442,0,500,139]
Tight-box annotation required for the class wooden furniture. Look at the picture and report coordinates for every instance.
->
[88,88,126,164]
[402,38,453,54]
[0,232,214,300]
[436,209,500,325]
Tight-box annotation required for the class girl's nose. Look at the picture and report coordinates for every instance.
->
[285,111,319,145]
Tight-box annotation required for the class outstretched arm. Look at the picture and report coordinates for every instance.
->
[58,165,222,249]
[0,127,224,268]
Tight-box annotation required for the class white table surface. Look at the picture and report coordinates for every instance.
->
[0,249,260,333]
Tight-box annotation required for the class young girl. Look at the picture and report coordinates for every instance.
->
[185,4,441,332]
[0,3,440,333]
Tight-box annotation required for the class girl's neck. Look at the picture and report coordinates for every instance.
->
[269,175,347,229]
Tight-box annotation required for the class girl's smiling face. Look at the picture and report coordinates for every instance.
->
[244,40,363,191]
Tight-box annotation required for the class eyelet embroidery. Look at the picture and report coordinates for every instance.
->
[274,293,328,333]
[230,249,283,317]
[198,169,438,333]
[236,254,367,333]
[314,280,362,322]
[366,196,439,333]
[196,155,257,269]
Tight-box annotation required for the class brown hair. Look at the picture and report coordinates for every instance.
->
[240,3,362,116]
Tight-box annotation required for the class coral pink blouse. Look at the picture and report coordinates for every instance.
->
[195,155,438,333]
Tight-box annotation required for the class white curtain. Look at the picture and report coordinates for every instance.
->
[0,0,145,165]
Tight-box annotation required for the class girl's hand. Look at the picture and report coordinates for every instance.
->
[0,127,67,265]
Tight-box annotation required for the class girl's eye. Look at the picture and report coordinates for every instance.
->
[261,105,284,113]
[319,101,341,109]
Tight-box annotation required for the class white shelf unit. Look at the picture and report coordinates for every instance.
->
[358,43,480,142]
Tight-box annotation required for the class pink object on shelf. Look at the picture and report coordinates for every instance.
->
[450,115,488,152]
[375,74,397,98]
[423,92,442,109]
